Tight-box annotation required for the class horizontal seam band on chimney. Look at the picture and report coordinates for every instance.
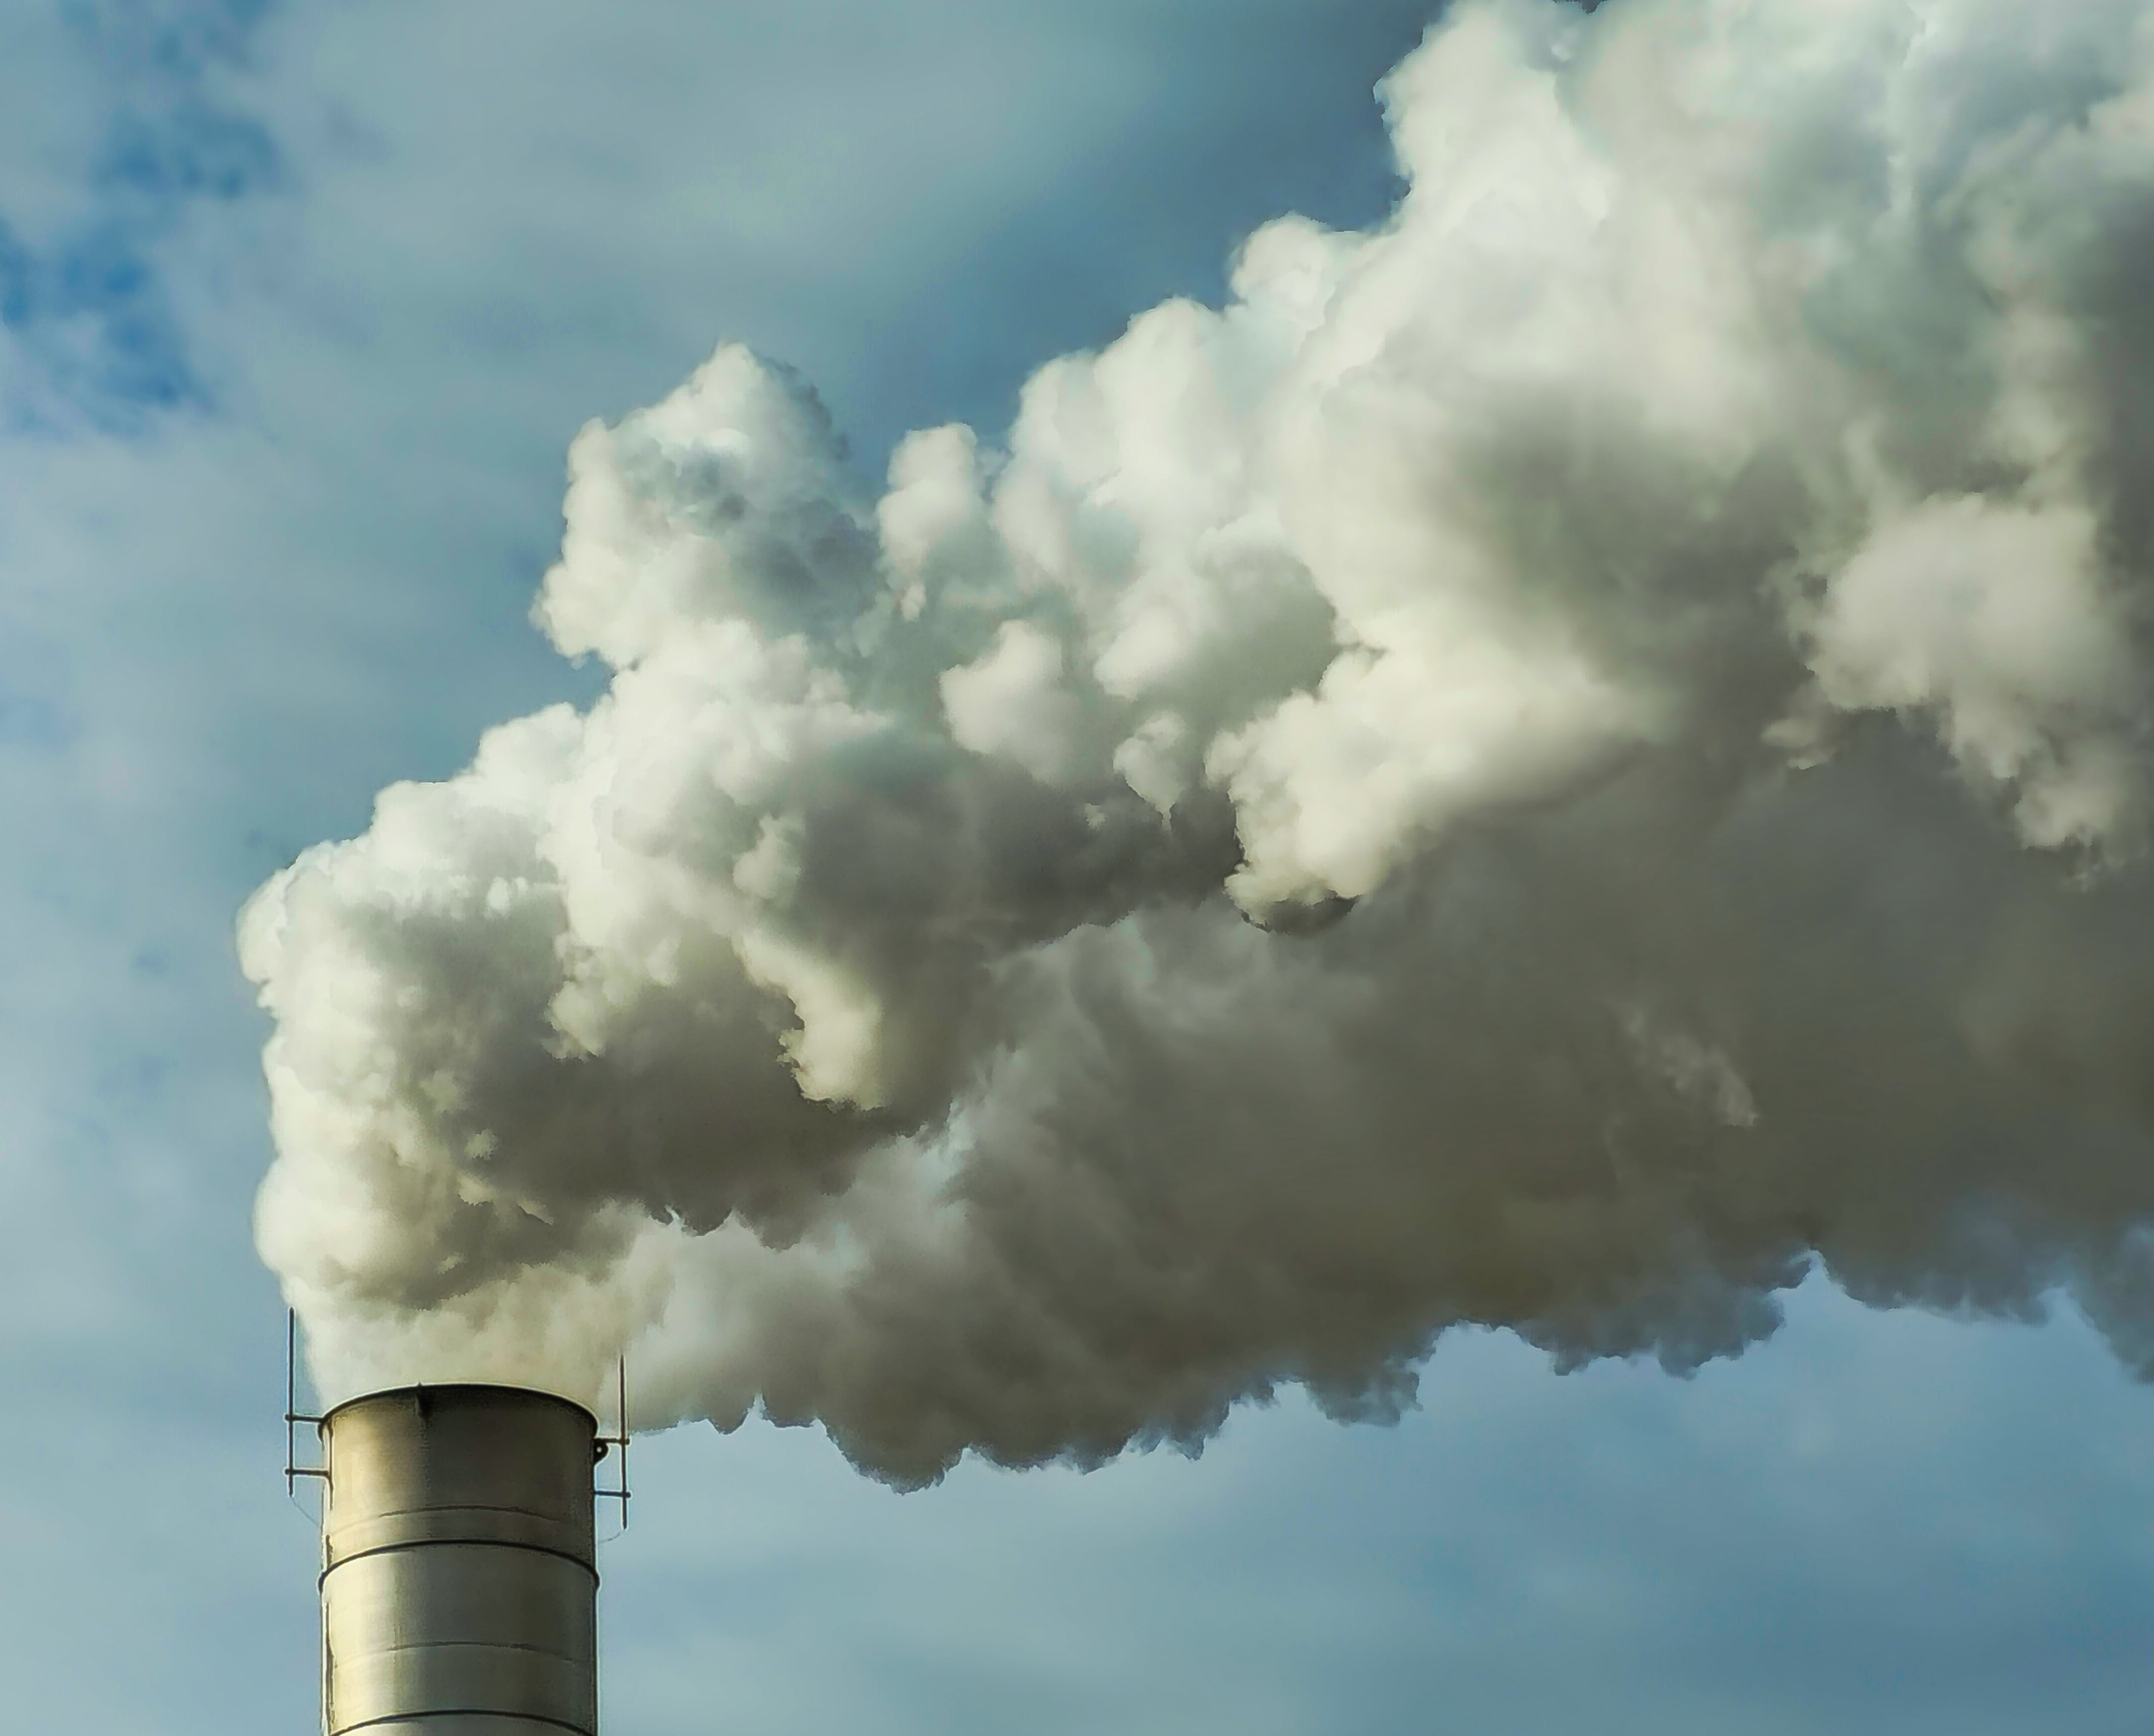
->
[319,1535,601,1590]
[331,1710,596,1736]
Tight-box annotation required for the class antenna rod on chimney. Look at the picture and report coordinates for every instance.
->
[283,1310,325,1494]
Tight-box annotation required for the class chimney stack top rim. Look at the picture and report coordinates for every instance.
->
[318,1381,600,1431]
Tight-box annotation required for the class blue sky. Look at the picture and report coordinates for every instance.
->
[4,1,2154,1730]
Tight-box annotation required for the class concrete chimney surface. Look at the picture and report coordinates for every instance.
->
[319,1384,600,1735]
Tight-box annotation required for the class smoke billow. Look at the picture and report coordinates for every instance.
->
[245,0,2154,1484]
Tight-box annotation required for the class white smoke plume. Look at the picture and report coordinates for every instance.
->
[245,0,2154,1484]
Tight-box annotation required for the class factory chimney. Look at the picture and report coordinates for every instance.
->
[311,1383,612,1735]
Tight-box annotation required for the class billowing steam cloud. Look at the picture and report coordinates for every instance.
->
[246,0,2154,1484]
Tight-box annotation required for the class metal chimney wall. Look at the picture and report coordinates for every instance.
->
[319,1385,600,1736]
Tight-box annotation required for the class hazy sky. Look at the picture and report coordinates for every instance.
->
[5,2,2154,1731]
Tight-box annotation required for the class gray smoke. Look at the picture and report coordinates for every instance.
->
[244,0,2154,1484]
